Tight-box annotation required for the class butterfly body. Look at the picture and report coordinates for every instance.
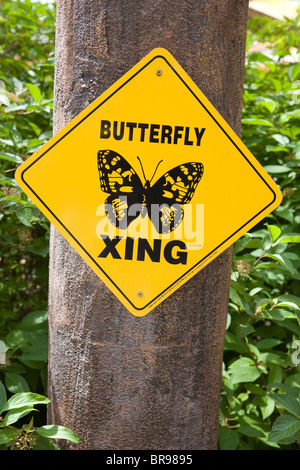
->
[97,149,204,234]
[140,181,151,218]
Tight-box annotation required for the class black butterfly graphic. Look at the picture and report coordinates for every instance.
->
[97,149,204,234]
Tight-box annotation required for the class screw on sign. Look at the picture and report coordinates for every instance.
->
[15,48,282,317]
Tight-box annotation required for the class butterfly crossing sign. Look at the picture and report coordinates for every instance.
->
[15,48,282,317]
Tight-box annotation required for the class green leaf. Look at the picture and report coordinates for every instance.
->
[271,133,290,146]
[267,383,300,398]
[268,393,300,418]
[0,94,10,106]
[286,374,300,390]
[242,117,273,127]
[274,205,294,223]
[231,280,251,302]
[265,144,289,153]
[249,287,264,296]
[0,382,7,414]
[260,396,275,420]
[19,341,48,362]
[279,109,300,124]
[263,165,291,174]
[26,138,43,149]
[229,287,243,306]
[238,423,266,438]
[218,426,239,450]
[1,392,50,412]
[267,224,281,242]
[4,372,30,394]
[275,233,300,244]
[269,414,300,442]
[1,195,25,204]
[36,425,81,443]
[276,294,300,307]
[26,83,41,103]
[228,358,261,384]
[245,383,265,395]
[0,427,18,445]
[31,433,58,450]
[263,253,294,273]
[256,96,276,113]
[256,338,282,350]
[16,207,32,226]
[4,103,27,113]
[288,63,300,81]
[223,331,248,354]
[274,300,300,311]
[18,358,46,369]
[0,152,23,164]
[248,51,275,65]
[17,310,48,331]
[1,405,34,427]
[236,324,255,338]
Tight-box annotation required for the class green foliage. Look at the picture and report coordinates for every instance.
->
[0,382,81,449]
[0,0,79,450]
[0,0,53,334]
[219,12,300,450]
[0,310,48,396]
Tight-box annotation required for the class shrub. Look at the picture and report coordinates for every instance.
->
[219,12,300,449]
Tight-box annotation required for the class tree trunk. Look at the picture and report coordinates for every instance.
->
[48,0,249,450]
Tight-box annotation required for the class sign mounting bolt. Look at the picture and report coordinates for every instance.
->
[137,291,143,297]
[156,69,162,76]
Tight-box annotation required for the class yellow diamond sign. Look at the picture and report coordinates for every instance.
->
[15,48,282,317]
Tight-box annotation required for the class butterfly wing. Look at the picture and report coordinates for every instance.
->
[147,203,184,234]
[97,150,144,228]
[105,194,144,229]
[149,162,204,205]
[98,149,144,195]
[147,162,204,234]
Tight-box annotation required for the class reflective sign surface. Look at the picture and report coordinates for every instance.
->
[15,48,282,316]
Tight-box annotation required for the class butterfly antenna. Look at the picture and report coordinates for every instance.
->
[150,160,163,183]
[137,156,147,183]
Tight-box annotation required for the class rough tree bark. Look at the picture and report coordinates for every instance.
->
[48,0,249,450]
